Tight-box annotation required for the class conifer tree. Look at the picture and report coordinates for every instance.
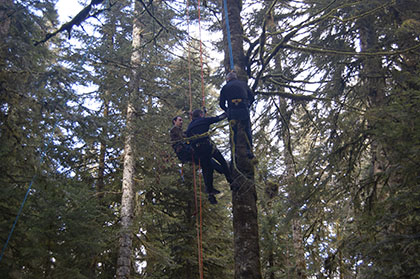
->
[221,1,262,278]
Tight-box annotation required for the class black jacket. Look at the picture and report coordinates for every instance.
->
[186,114,225,145]
[219,79,254,111]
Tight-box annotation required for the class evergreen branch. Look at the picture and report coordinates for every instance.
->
[256,90,366,112]
[136,0,168,32]
[271,96,297,170]
[251,0,396,91]
[329,1,394,23]
[251,1,339,91]
[284,42,420,57]
[264,73,338,84]
[142,27,165,48]
[34,0,108,45]
[256,91,318,101]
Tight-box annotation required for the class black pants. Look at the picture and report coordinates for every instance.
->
[211,147,231,183]
[193,143,215,193]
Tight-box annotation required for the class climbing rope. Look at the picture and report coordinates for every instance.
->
[0,122,58,262]
[186,0,205,277]
[186,0,193,116]
[0,1,109,263]
[223,0,234,70]
[192,156,204,279]
[198,0,206,108]
[222,0,257,187]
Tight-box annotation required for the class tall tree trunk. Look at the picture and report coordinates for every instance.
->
[97,98,108,199]
[116,1,142,278]
[97,1,118,199]
[358,15,386,204]
[222,1,262,278]
[280,98,306,279]
[0,0,12,37]
[267,4,307,275]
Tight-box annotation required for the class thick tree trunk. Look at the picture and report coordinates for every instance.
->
[116,1,142,278]
[222,1,262,278]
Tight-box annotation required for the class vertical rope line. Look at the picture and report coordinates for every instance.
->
[0,0,110,263]
[197,0,205,108]
[197,2,205,278]
[223,0,234,70]
[0,179,35,262]
[0,121,58,262]
[186,0,193,117]
[187,2,203,278]
[192,159,203,279]
[198,159,204,279]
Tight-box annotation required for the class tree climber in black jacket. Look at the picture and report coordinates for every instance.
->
[220,71,255,159]
[170,115,228,175]
[186,109,232,204]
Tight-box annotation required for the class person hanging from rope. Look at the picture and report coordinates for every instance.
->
[219,71,255,159]
[170,116,193,163]
[186,109,232,204]
[170,115,229,176]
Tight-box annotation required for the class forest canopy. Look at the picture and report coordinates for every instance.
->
[1,0,419,278]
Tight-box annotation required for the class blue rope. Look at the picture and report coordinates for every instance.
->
[0,0,109,261]
[223,0,234,70]
[0,179,36,262]
[0,121,57,262]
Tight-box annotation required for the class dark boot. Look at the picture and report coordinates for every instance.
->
[207,188,221,195]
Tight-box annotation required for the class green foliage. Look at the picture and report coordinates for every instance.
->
[2,0,420,278]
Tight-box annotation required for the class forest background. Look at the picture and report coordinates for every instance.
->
[1,0,419,278]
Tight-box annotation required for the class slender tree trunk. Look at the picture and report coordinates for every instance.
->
[269,8,306,276]
[278,97,306,279]
[97,98,108,199]
[222,1,262,278]
[116,1,143,278]
[97,1,119,199]
[0,0,12,37]
[358,15,386,203]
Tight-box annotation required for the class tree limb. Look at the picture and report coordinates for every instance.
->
[136,0,168,32]
[34,0,107,45]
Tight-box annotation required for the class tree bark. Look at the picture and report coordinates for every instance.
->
[0,0,12,37]
[222,1,262,278]
[97,97,108,199]
[270,9,307,277]
[116,1,142,278]
[279,98,306,279]
[358,15,387,203]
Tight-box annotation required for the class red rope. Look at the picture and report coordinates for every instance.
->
[188,1,205,278]
[192,159,204,279]
[198,160,204,279]
[198,0,206,108]
[186,0,193,117]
